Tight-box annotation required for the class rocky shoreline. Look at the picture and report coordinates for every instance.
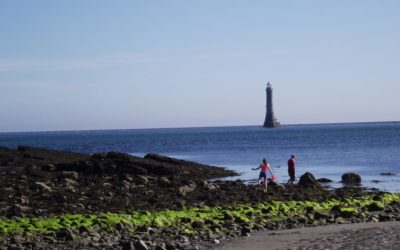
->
[1,146,400,249]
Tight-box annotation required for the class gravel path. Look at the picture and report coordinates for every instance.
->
[213,221,400,250]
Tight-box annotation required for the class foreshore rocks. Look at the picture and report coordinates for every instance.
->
[0,146,239,217]
[1,146,400,249]
[1,193,400,250]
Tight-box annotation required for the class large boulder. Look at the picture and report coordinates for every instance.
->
[298,172,322,188]
[341,172,361,184]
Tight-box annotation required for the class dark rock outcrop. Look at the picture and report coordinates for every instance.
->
[341,172,361,184]
[317,178,333,183]
[298,172,322,188]
[380,172,396,176]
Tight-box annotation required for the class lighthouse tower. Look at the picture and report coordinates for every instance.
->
[263,82,280,128]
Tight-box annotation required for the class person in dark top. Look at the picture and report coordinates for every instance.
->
[287,155,296,185]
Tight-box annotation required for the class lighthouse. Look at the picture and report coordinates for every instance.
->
[263,82,280,128]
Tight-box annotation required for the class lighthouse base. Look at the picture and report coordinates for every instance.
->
[263,119,280,128]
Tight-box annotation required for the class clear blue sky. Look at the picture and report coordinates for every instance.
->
[1,1,399,132]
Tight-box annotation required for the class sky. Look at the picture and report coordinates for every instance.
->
[0,1,399,132]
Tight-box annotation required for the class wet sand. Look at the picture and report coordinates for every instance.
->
[214,221,400,250]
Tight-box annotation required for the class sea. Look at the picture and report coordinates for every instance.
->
[1,122,399,193]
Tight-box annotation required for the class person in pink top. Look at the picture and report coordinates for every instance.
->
[252,158,274,192]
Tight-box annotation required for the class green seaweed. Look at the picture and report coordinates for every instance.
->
[1,193,399,236]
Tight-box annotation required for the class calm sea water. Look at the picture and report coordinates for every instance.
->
[1,122,399,192]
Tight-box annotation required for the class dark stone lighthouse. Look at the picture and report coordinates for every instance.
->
[263,82,280,128]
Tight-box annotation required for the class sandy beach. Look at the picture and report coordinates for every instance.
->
[214,221,400,250]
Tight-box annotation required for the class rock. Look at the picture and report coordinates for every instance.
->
[341,172,361,184]
[267,180,281,189]
[41,164,56,172]
[155,243,167,250]
[165,242,176,250]
[305,206,314,214]
[191,221,204,229]
[121,180,132,191]
[61,171,79,180]
[56,228,76,241]
[366,202,384,212]
[330,205,342,217]
[4,186,14,193]
[178,181,196,196]
[22,153,32,158]
[10,204,31,214]
[158,176,171,187]
[286,218,300,229]
[335,217,347,224]
[379,214,392,222]
[213,239,221,244]
[103,182,113,188]
[298,172,322,188]
[380,172,396,176]
[26,165,48,178]
[15,196,29,205]
[6,244,24,250]
[124,175,134,182]
[341,209,356,218]
[331,205,356,218]
[370,216,380,223]
[178,235,190,243]
[64,178,78,188]
[245,211,254,217]
[91,152,107,160]
[137,175,149,185]
[79,226,92,234]
[317,178,333,183]
[145,190,155,196]
[207,230,219,240]
[206,183,219,191]
[89,231,101,239]
[54,192,67,203]
[115,222,124,231]
[359,212,368,221]
[135,240,149,250]
[223,211,234,221]
[34,182,53,192]
[372,193,386,201]
[314,210,332,220]
[122,241,135,250]
[241,226,252,236]
[136,225,150,233]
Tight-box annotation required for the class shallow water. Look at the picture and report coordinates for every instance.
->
[1,122,399,192]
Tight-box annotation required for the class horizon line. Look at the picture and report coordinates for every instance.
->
[0,120,399,135]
